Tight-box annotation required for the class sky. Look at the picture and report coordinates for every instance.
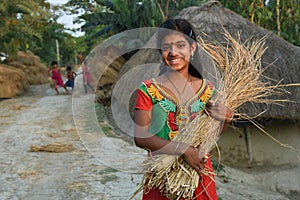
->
[46,0,85,37]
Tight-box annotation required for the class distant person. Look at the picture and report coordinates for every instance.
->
[48,61,69,95]
[82,61,94,93]
[64,66,77,90]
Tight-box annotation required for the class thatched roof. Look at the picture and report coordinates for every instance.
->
[116,1,300,120]
[176,1,300,120]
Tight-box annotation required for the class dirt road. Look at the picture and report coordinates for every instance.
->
[0,85,143,200]
[0,84,295,200]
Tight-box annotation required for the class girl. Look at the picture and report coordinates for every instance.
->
[48,61,69,95]
[82,61,94,93]
[134,18,233,200]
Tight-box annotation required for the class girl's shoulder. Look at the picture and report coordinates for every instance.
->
[140,78,155,86]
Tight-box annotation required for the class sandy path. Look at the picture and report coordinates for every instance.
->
[0,84,295,200]
[0,85,142,200]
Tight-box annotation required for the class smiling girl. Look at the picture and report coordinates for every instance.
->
[134,18,233,200]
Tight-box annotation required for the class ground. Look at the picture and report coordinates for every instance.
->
[0,84,297,200]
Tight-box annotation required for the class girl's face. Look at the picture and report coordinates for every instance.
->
[161,33,196,73]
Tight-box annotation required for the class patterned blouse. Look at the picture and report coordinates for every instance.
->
[135,78,215,140]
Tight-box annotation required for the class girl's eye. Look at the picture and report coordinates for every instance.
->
[161,41,187,51]
[177,43,186,49]
[162,45,170,51]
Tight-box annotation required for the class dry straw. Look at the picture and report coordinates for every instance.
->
[133,30,294,200]
[30,142,74,153]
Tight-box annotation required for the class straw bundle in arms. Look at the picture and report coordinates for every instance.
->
[135,31,282,200]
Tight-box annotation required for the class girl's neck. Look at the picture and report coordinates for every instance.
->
[166,69,189,80]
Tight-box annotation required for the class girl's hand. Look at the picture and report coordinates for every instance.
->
[182,146,206,175]
[206,100,233,122]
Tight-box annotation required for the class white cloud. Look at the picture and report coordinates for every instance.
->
[46,0,85,37]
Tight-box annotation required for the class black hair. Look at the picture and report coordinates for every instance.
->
[51,61,58,66]
[66,66,72,71]
[157,18,203,79]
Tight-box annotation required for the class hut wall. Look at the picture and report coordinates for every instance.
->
[212,120,300,167]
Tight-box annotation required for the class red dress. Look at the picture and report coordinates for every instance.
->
[142,157,217,200]
[51,68,64,88]
[83,65,93,84]
[135,79,218,200]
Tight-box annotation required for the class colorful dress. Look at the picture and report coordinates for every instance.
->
[135,78,218,200]
[51,68,64,88]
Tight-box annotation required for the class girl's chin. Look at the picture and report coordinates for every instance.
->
[167,64,187,71]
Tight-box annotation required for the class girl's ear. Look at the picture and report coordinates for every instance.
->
[190,41,197,53]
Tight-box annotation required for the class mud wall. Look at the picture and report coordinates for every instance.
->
[213,120,300,167]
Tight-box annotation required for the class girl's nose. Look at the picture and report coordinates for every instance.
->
[168,47,179,56]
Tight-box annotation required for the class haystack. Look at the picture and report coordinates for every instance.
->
[0,64,29,98]
[8,51,49,85]
[0,51,49,98]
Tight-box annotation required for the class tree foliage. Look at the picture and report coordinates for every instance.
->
[1,0,299,68]
[68,0,299,59]
[0,0,77,65]
[64,0,207,56]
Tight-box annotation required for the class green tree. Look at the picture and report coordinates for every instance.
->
[0,0,78,65]
[64,0,207,56]
[66,0,206,37]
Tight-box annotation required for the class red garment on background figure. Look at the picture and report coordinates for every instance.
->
[51,68,64,88]
[83,65,93,84]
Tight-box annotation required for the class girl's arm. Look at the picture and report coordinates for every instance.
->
[73,71,77,78]
[134,109,206,174]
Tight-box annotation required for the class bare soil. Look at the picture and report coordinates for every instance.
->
[0,84,297,200]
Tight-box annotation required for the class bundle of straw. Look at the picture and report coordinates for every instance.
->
[134,31,285,200]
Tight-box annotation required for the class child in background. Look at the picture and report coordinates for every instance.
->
[48,61,69,95]
[64,66,77,90]
[82,61,94,93]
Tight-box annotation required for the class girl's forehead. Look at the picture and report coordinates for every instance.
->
[161,32,187,44]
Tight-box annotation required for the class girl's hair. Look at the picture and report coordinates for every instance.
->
[157,18,203,79]
[51,61,58,66]
[66,66,72,71]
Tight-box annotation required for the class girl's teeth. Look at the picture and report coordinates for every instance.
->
[170,58,181,62]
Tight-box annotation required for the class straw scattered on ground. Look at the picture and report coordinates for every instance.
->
[30,142,75,153]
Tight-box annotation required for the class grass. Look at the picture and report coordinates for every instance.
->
[95,103,123,139]
[94,167,118,175]
[95,103,106,123]
[100,175,118,184]
[93,167,119,184]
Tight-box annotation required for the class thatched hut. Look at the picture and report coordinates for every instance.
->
[108,1,300,168]
[173,2,300,168]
